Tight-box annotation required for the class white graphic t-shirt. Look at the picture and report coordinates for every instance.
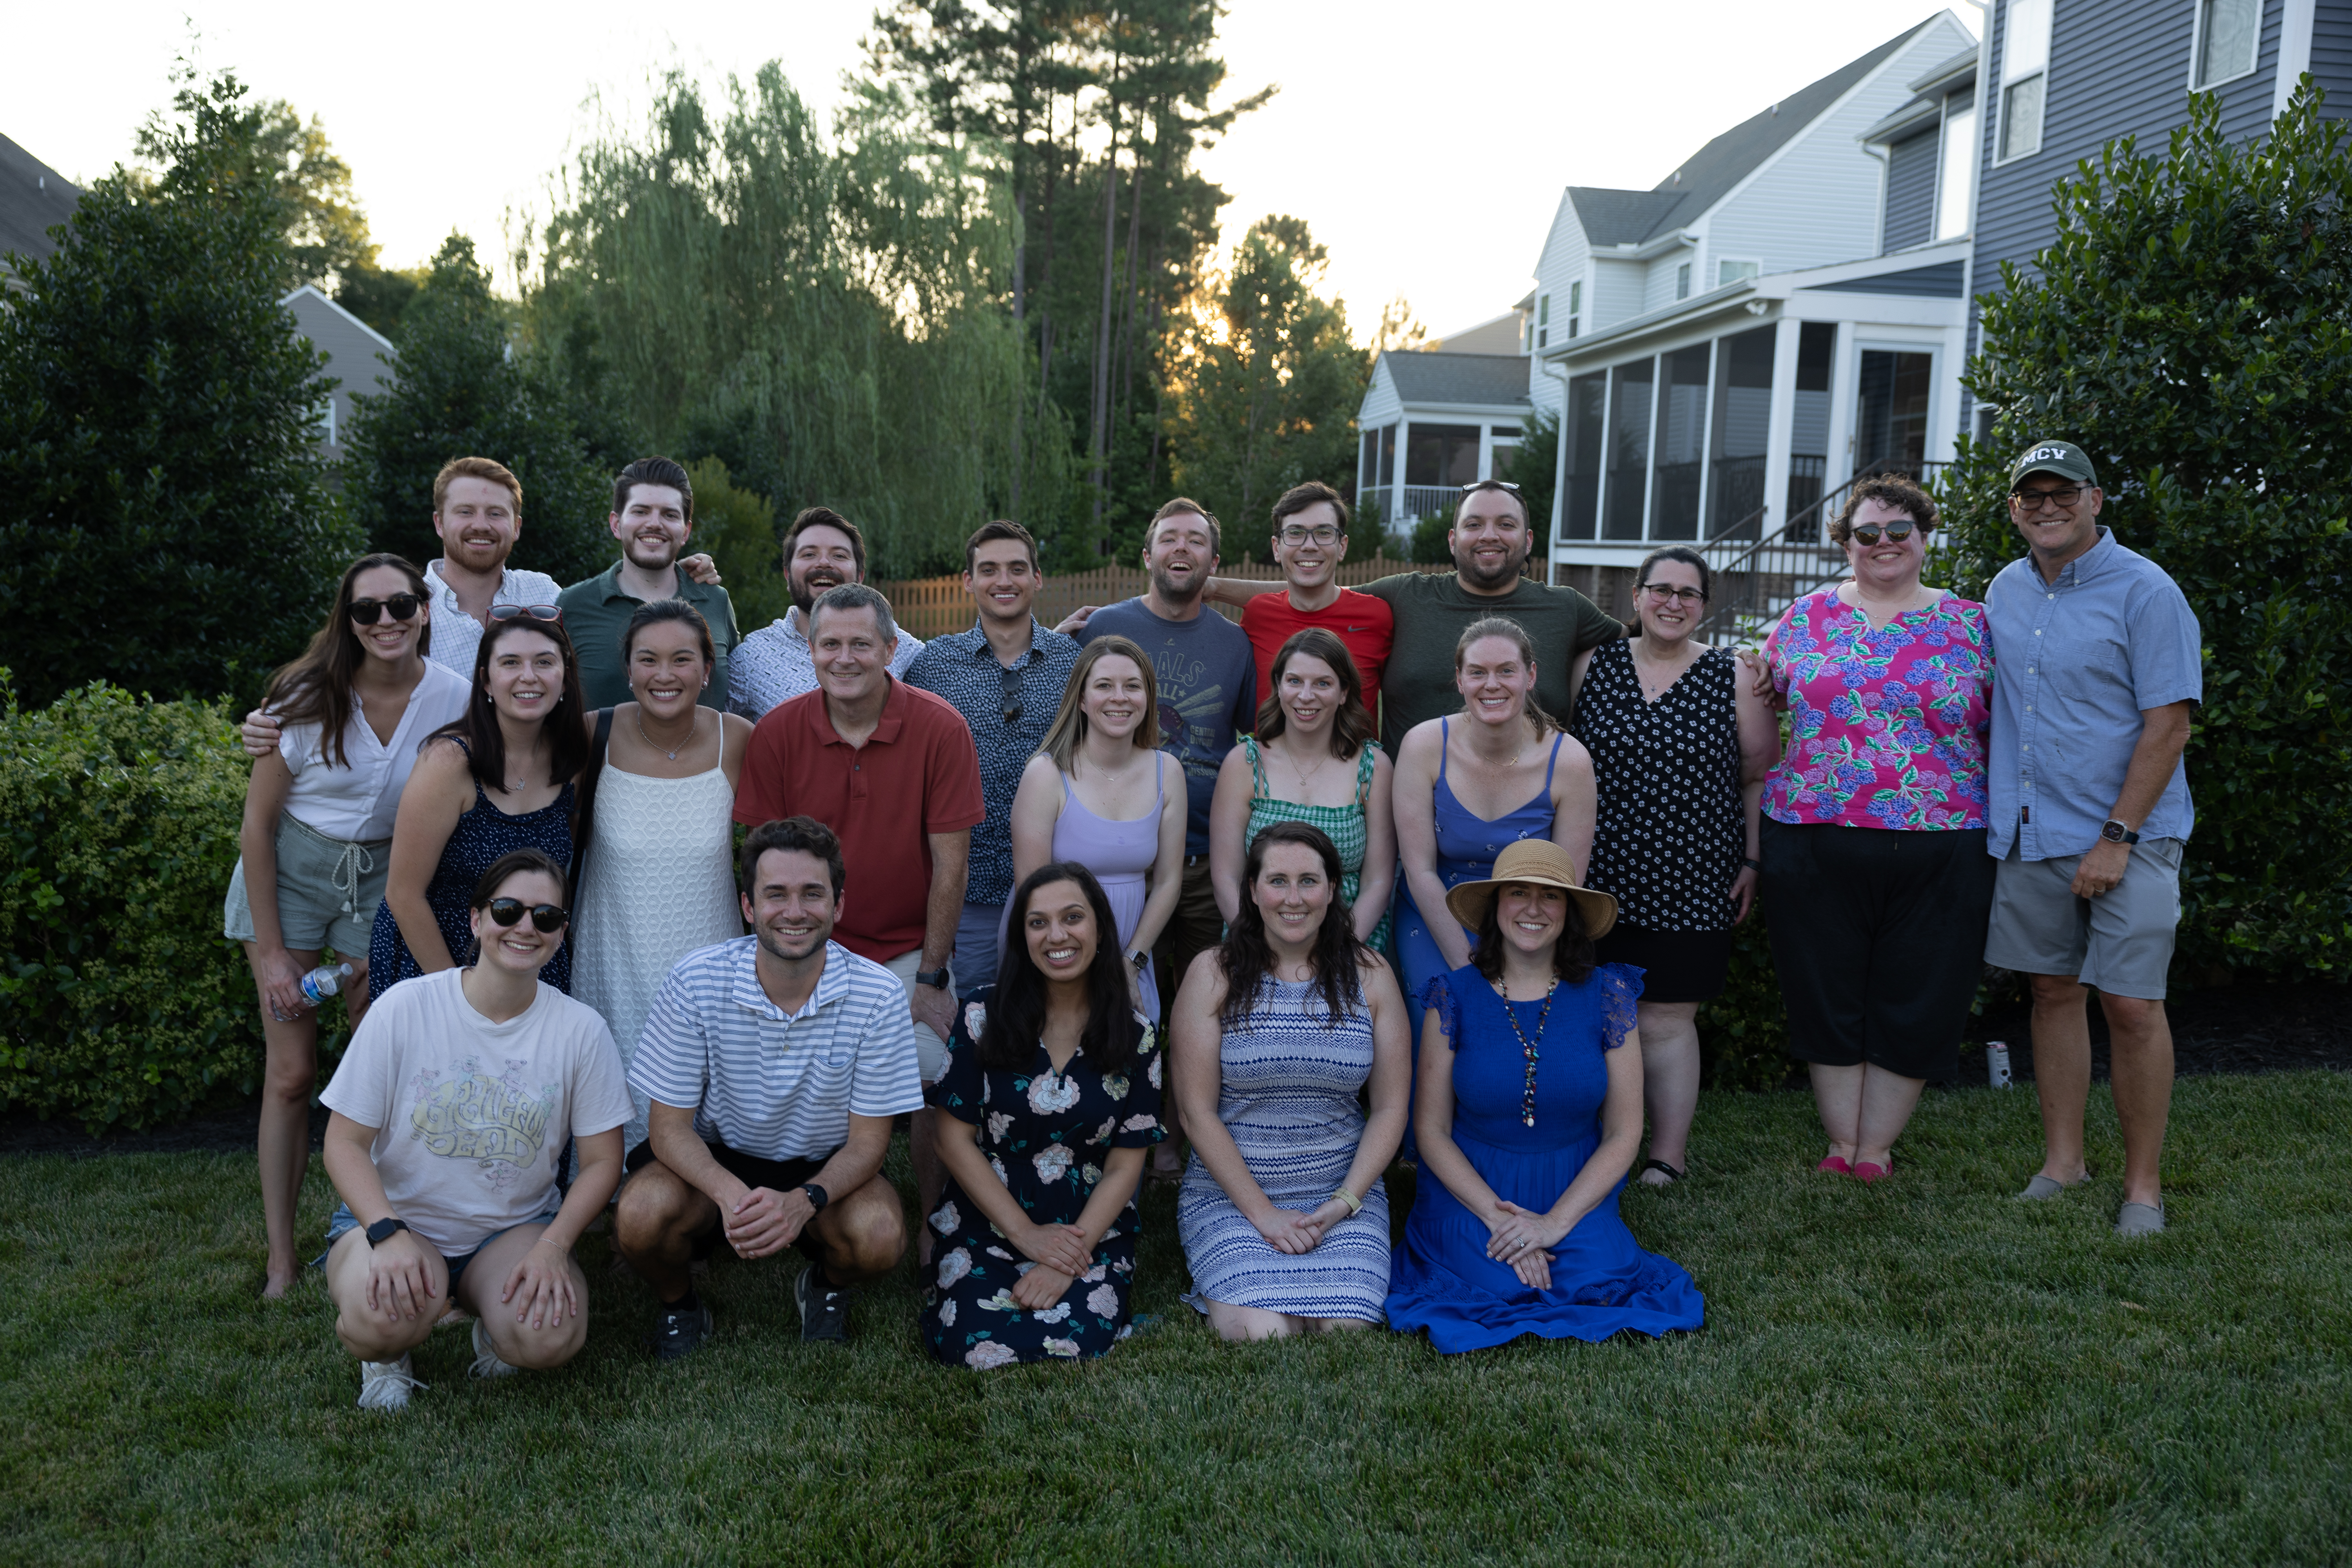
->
[321,968,633,1254]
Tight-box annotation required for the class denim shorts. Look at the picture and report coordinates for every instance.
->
[323,1203,563,1292]
[224,813,389,956]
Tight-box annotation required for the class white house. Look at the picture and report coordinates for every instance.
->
[1521,11,1981,615]
[281,284,397,461]
[1353,350,1531,543]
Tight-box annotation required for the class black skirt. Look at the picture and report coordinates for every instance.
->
[1593,922,1733,1004]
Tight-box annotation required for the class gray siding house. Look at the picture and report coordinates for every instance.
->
[0,132,81,292]
[282,285,398,462]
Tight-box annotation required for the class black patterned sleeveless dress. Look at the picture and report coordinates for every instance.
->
[1569,639,1745,1002]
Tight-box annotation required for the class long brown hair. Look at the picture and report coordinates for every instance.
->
[263,553,431,769]
[1216,821,1368,1029]
[1454,615,1557,739]
[1253,628,1374,760]
[1038,636,1161,772]
[982,862,1144,1073]
[433,614,591,793]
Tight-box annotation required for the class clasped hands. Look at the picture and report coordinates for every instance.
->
[1250,1197,1353,1257]
[722,1183,817,1260]
[1011,1220,1096,1309]
[1485,1200,1569,1290]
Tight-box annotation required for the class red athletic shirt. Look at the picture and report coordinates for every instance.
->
[1239,587,1396,721]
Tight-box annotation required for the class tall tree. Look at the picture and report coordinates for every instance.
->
[1165,215,1366,540]
[132,83,376,290]
[0,71,358,706]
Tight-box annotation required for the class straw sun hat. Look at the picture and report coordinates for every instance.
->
[1443,839,1619,941]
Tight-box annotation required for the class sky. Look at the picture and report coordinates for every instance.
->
[10,0,1974,342]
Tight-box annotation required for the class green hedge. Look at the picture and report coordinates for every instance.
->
[0,679,267,1129]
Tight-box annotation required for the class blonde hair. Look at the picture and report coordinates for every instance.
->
[1039,637,1161,772]
[1454,615,1556,739]
[432,456,523,515]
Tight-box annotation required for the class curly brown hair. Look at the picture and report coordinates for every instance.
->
[1828,474,1939,546]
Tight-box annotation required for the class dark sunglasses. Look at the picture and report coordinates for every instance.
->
[1000,662,1025,724]
[485,898,569,932]
[348,594,424,624]
[1850,521,1920,546]
[488,604,563,624]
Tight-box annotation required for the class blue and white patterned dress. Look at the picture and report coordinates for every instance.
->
[1178,975,1391,1321]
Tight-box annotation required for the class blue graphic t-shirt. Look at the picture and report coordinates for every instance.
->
[1080,599,1257,853]
[320,968,634,1254]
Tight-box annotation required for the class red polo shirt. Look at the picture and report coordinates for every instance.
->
[734,678,985,962]
[1239,587,1396,720]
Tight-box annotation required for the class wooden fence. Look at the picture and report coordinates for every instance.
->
[878,552,1449,641]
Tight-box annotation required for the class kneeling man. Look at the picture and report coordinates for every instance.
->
[617,815,921,1353]
[321,848,632,1411]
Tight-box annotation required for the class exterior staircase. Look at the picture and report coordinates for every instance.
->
[1693,461,1947,644]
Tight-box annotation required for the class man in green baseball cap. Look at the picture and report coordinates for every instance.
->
[1982,435,2200,1240]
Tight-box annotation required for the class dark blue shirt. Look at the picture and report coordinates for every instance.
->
[903,618,1081,906]
[1078,599,1256,854]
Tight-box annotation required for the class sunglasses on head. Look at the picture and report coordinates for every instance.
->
[488,604,563,624]
[1851,521,1920,546]
[348,594,424,624]
[485,897,569,932]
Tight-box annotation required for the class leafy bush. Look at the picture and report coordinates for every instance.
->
[0,73,361,710]
[1938,84,2352,979]
[690,457,789,635]
[0,679,267,1129]
[1697,910,1791,1091]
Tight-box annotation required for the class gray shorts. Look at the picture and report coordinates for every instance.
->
[881,946,953,1085]
[1984,837,2183,999]
[223,813,389,957]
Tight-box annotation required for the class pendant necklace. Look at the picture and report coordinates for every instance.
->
[639,710,692,762]
[1497,974,1560,1127]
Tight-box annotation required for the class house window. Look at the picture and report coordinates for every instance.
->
[1997,0,2051,162]
[1717,259,1760,287]
[1675,263,1692,301]
[316,396,337,446]
[1488,425,1521,480]
[1708,325,1775,537]
[1568,280,1583,339]
[1537,293,1550,349]
[2192,0,2261,88]
[1936,103,1978,239]
[1604,358,1655,540]
[1562,373,1605,540]
[1651,343,1711,540]
[1406,424,1483,487]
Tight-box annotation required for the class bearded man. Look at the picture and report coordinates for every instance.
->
[728,508,924,720]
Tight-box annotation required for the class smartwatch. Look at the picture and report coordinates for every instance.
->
[801,1183,831,1213]
[1128,949,1151,971]
[364,1217,410,1247]
[2099,820,2140,845]
[913,967,951,990]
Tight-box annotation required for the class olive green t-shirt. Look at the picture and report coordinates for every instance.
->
[1356,571,1624,753]
[556,559,741,711]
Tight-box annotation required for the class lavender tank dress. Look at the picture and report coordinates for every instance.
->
[1024,766,1165,1024]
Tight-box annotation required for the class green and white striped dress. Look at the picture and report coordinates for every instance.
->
[1242,737,1390,953]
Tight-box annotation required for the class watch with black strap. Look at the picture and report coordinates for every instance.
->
[2099,819,2140,845]
[364,1217,410,1247]
[913,967,951,991]
[801,1183,830,1213]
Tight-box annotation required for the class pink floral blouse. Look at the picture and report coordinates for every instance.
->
[1762,588,1994,831]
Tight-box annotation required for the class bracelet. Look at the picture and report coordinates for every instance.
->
[1331,1187,1363,1217]
[1740,857,1760,871]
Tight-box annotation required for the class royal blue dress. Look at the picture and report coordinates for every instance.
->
[1387,962,1704,1353]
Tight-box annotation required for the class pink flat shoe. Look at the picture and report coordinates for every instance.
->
[1817,1156,1852,1175]
[1852,1160,1892,1184]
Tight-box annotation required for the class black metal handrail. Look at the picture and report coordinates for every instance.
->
[1693,460,1947,644]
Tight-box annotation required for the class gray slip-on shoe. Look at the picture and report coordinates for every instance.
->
[2114,1201,2166,1238]
[2017,1172,2090,1200]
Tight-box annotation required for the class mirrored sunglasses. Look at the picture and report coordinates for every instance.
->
[1851,521,1919,546]
[488,604,563,623]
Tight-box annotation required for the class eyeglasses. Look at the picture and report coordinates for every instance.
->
[488,604,563,623]
[1639,583,1706,605]
[348,594,423,624]
[1850,521,1920,546]
[1000,662,1025,724]
[2011,486,2085,512]
[1460,480,1522,493]
[1277,524,1341,546]
[485,898,569,933]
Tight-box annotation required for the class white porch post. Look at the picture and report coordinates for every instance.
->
[1823,323,1859,527]
[1761,318,1800,537]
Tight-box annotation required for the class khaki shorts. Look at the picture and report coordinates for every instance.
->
[881,946,953,1084]
[223,813,388,957]
[1983,837,2183,1000]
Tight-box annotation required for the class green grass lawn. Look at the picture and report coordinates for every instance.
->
[3,1072,2348,1566]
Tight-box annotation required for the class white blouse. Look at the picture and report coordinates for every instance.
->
[278,661,473,841]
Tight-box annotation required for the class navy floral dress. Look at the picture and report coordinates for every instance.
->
[922,1000,1165,1370]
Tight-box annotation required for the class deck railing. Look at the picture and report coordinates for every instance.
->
[1695,459,1948,644]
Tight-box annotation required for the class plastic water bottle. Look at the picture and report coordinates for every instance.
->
[1986,1040,2013,1089]
[299,962,355,1007]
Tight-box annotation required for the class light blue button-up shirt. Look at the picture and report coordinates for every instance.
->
[1984,528,2201,860]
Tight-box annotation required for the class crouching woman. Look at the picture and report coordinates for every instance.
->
[319,849,633,1409]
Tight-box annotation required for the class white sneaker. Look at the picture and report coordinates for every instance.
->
[470,1320,520,1379]
[356,1354,425,1411]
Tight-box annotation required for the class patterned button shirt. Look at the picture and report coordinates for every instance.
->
[627,936,926,1162]
[903,619,1082,907]
[728,607,926,720]
[422,559,563,681]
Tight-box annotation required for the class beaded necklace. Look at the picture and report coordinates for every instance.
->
[1495,975,1559,1127]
